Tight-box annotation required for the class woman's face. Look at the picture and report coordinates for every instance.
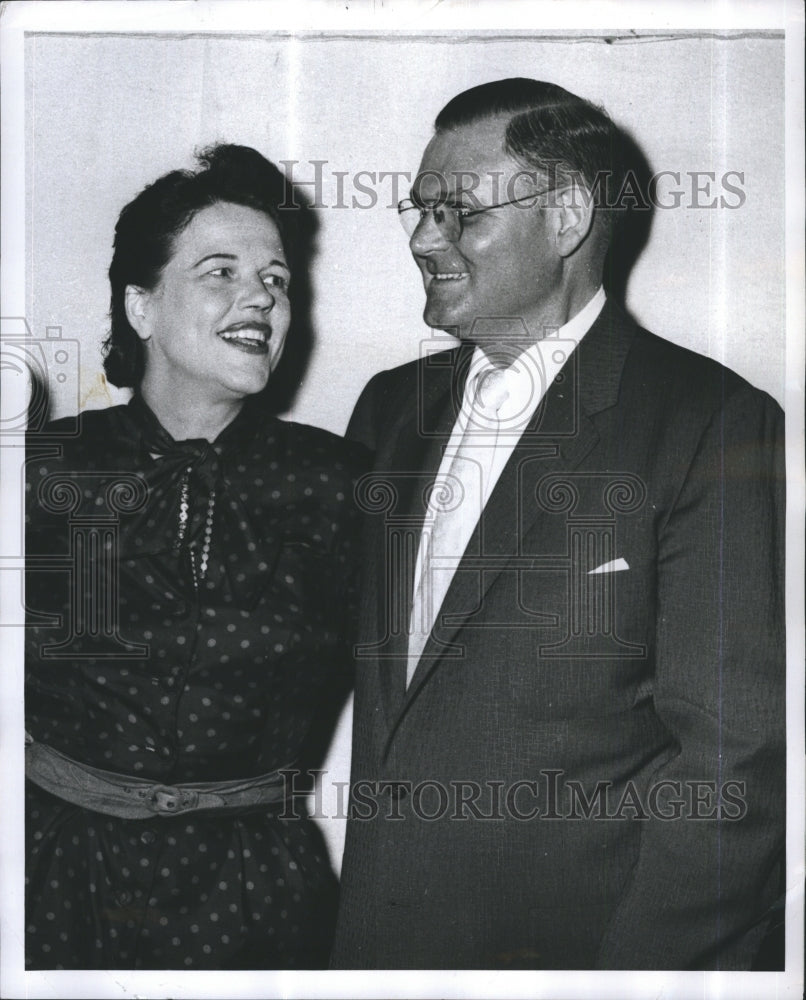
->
[130,201,291,405]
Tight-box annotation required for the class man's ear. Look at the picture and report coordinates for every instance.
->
[553,183,596,257]
[125,285,152,341]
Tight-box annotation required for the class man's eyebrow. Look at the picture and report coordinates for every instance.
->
[410,182,479,205]
[409,190,459,207]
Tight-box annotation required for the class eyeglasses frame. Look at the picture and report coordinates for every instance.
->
[397,187,558,240]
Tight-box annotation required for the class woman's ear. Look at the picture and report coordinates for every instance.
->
[125,285,151,341]
[553,183,596,258]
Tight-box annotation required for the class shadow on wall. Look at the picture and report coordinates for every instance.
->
[261,182,320,417]
[603,125,654,308]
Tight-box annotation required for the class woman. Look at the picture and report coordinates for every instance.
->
[24,144,363,969]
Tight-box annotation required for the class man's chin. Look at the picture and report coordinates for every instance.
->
[423,310,470,340]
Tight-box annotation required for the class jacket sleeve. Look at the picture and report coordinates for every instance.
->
[595,385,786,969]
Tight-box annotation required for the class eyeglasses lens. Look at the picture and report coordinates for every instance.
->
[398,203,461,241]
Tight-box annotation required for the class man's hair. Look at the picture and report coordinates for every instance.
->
[435,78,627,229]
[104,144,298,389]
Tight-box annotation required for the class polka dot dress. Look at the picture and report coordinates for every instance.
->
[25,397,364,969]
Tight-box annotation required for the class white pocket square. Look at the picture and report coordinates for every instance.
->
[588,557,629,575]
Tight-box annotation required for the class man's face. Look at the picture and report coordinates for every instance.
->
[409,115,563,346]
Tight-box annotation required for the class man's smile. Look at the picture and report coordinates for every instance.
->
[424,259,469,282]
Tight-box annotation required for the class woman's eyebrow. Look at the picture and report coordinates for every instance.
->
[192,252,237,268]
[190,253,289,271]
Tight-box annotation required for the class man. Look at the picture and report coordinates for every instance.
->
[332,79,785,970]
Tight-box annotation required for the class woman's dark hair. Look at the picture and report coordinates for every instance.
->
[104,144,300,388]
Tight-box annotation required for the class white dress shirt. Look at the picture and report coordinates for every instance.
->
[406,287,606,681]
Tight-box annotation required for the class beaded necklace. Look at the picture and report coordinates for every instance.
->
[175,466,216,587]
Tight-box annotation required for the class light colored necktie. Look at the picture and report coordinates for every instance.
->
[407,367,510,685]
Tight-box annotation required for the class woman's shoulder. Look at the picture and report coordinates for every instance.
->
[29,403,137,464]
[249,419,368,531]
[265,417,370,479]
[39,402,128,432]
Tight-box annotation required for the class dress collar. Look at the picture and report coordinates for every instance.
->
[127,394,262,464]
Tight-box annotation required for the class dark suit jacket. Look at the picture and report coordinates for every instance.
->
[332,300,785,970]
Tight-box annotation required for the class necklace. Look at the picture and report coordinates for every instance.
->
[176,468,191,545]
[175,467,216,586]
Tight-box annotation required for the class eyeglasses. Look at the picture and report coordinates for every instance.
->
[397,188,556,241]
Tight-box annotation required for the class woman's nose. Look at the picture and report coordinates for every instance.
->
[240,275,275,311]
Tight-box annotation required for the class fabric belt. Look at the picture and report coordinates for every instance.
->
[25,737,291,820]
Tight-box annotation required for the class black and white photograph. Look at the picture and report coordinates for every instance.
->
[1,1,803,998]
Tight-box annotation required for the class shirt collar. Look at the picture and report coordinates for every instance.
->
[467,286,606,422]
[556,285,607,344]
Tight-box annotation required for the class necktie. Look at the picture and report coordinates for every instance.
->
[407,367,510,685]
[474,367,510,415]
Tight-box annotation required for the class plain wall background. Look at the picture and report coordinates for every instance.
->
[24,30,786,869]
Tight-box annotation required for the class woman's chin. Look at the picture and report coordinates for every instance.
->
[220,357,274,398]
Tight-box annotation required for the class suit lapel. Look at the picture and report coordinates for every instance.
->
[389,300,639,726]
[372,344,473,721]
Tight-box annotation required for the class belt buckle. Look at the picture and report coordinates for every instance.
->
[148,784,198,814]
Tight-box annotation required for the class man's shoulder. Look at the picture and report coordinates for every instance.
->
[359,348,456,394]
[626,323,781,415]
[596,300,781,416]
[347,348,459,451]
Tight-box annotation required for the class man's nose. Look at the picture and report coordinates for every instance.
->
[409,208,452,255]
